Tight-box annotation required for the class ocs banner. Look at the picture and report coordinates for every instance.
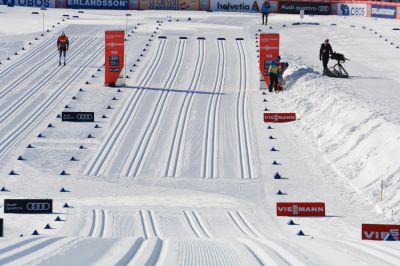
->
[68,0,129,9]
[371,4,396,19]
[210,0,277,13]
[279,1,330,15]
[139,0,200,10]
[337,3,367,17]
[1,0,55,7]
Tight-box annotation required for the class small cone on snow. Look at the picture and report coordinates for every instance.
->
[384,233,396,241]
[94,124,101,129]
[27,144,34,148]
[137,59,140,62]
[44,224,52,229]
[271,147,278,152]
[63,202,71,208]
[117,89,122,92]
[272,160,279,165]
[7,57,11,60]
[97,68,101,72]
[269,135,276,140]
[107,105,112,109]
[133,64,137,67]
[1,187,9,192]
[143,48,147,51]
[72,96,77,100]
[32,230,40,235]
[91,74,95,78]
[14,52,18,55]
[274,172,282,179]
[17,155,25,160]
[112,97,117,100]
[140,53,144,56]
[79,145,86,149]
[287,219,296,225]
[269,26,272,29]
[60,187,70,192]
[267,125,273,129]
[20,234,24,237]
[263,99,267,102]
[9,170,18,176]
[264,108,269,111]
[48,123,54,128]
[65,105,70,109]
[130,69,133,72]
[85,81,89,84]
[126,75,130,78]
[297,230,305,236]
[37,133,44,138]
[276,190,284,195]
[60,170,69,176]
[22,47,25,50]
[262,92,266,95]
[146,44,149,47]
[29,42,32,45]
[55,216,63,221]
[87,134,94,138]
[70,156,78,161]
[57,114,61,118]
[102,115,108,118]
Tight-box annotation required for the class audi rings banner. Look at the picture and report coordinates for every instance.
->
[279,1,330,15]
[62,112,95,122]
[4,199,53,214]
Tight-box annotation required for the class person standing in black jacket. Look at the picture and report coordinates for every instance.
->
[320,39,333,74]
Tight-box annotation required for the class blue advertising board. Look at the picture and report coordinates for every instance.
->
[68,0,128,9]
[371,4,396,19]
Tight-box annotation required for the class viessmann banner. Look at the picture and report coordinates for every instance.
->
[279,1,330,15]
[68,0,129,9]
[277,202,326,217]
[210,0,277,13]
[139,0,200,10]
[264,113,296,123]
[362,224,400,241]
[2,0,55,7]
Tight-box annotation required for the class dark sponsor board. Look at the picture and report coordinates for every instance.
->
[68,0,129,9]
[4,199,53,214]
[279,2,330,15]
[0,219,3,237]
[371,4,396,19]
[62,112,94,122]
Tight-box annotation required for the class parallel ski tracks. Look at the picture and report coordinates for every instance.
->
[121,39,187,177]
[0,37,78,99]
[88,209,107,238]
[201,40,226,179]
[139,210,163,239]
[235,40,256,179]
[84,38,168,176]
[183,211,213,239]
[0,41,103,158]
[0,38,96,123]
[163,39,206,177]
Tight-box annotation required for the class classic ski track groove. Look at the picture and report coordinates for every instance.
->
[0,41,103,158]
[139,210,162,239]
[84,38,168,176]
[163,39,206,177]
[88,209,107,237]
[115,238,145,266]
[0,37,55,79]
[0,37,78,99]
[201,40,226,179]
[0,38,96,123]
[192,211,214,238]
[183,210,212,239]
[235,40,256,179]
[122,39,187,177]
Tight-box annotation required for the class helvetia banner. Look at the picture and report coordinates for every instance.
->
[264,112,296,123]
[139,0,200,10]
[210,0,277,13]
[362,224,400,240]
[68,0,129,9]
[259,33,279,86]
[279,1,330,15]
[2,0,55,7]
[371,4,396,19]
[105,30,124,86]
[277,202,326,217]
[4,199,53,214]
[337,3,367,17]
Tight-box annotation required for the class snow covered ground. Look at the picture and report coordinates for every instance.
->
[0,5,399,265]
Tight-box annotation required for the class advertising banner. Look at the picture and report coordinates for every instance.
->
[1,0,55,7]
[105,30,124,86]
[4,199,53,214]
[129,0,138,9]
[337,3,367,17]
[277,202,326,217]
[55,0,67,7]
[362,224,400,240]
[68,0,129,9]
[0,219,3,237]
[264,113,296,123]
[62,112,95,122]
[371,4,396,19]
[210,0,277,13]
[279,1,330,15]
[139,0,200,10]
[259,33,279,86]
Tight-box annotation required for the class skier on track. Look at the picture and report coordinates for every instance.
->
[261,0,271,25]
[57,32,69,66]
[320,39,333,75]
[268,55,280,92]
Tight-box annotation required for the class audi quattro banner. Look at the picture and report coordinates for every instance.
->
[279,1,330,15]
[139,0,200,10]
[210,0,278,13]
[62,112,95,122]
[4,199,53,214]
[337,3,367,17]
[362,224,400,241]
[68,0,129,9]
[371,4,396,19]
[264,112,296,123]
[277,202,326,217]
[1,0,55,7]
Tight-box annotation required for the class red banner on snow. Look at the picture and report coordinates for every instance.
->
[264,113,296,123]
[277,202,325,217]
[362,224,400,241]
[105,30,125,86]
[259,33,279,86]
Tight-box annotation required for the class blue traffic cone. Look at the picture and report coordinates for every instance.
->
[70,157,78,161]
[63,203,71,208]
[274,172,282,179]
[287,219,296,225]
[17,155,25,160]
[60,187,70,192]
[271,147,278,151]
[44,224,52,229]
[267,125,273,129]
[79,145,86,149]
[272,160,279,165]
[9,170,18,175]
[60,170,68,176]
[1,187,9,192]
[297,230,305,236]
[32,230,39,235]
[55,216,63,221]
[276,190,284,195]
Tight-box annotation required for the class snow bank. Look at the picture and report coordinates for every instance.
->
[276,58,400,221]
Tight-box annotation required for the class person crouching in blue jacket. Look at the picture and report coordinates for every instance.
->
[261,0,271,25]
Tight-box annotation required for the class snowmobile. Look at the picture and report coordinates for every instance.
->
[325,52,349,78]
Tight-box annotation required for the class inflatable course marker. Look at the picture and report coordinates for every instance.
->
[287,219,297,225]
[297,230,305,236]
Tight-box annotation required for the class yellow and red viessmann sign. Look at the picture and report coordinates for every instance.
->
[264,113,296,123]
[105,30,125,86]
[259,33,279,86]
